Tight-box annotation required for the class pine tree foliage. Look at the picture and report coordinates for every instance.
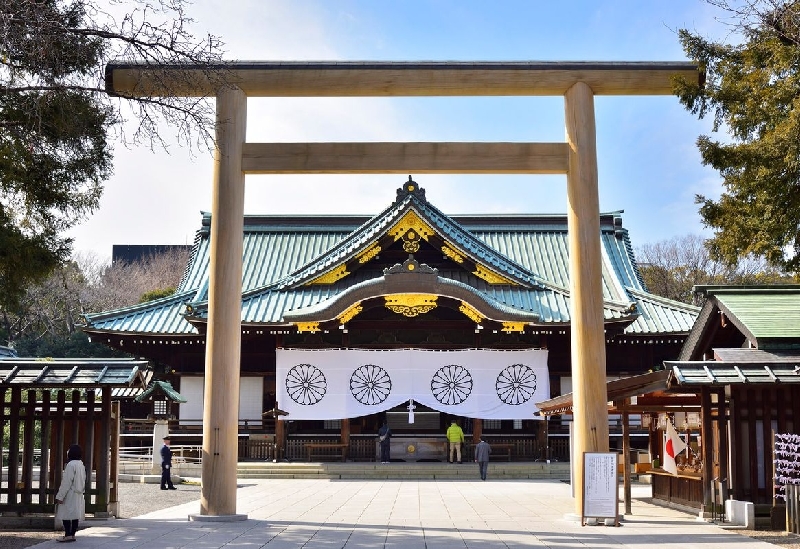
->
[675,0,800,272]
[0,0,222,309]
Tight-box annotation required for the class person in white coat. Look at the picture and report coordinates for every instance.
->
[55,444,86,543]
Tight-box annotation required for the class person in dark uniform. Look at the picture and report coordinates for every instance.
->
[378,421,392,463]
[160,435,177,490]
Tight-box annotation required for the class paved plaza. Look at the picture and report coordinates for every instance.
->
[33,479,780,548]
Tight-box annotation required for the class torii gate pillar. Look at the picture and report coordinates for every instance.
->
[565,82,610,514]
[197,86,247,520]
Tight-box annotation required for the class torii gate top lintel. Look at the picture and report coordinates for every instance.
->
[105,60,701,98]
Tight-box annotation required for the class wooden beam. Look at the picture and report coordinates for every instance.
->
[241,142,569,174]
[105,61,701,98]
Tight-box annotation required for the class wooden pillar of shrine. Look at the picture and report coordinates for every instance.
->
[473,419,483,444]
[341,419,351,459]
[276,418,286,461]
[564,81,609,516]
[200,85,247,518]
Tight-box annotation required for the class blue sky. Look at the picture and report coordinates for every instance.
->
[69,0,731,260]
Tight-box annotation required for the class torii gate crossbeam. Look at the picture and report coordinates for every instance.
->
[105,60,701,519]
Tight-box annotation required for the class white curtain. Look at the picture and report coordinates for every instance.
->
[276,348,549,420]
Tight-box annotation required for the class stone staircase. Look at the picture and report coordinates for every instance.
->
[236,461,571,481]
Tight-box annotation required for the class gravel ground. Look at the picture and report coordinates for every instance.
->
[2,482,800,548]
[0,481,201,548]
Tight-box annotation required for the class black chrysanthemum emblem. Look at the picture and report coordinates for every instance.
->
[350,364,392,405]
[285,363,327,405]
[496,363,537,405]
[431,364,473,405]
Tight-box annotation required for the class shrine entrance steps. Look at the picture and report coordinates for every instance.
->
[235,461,570,481]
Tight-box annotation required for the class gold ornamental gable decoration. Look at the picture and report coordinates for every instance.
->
[295,322,321,333]
[337,302,363,325]
[307,264,349,285]
[384,293,438,317]
[357,243,381,264]
[388,210,436,242]
[473,265,514,285]
[441,243,465,264]
[459,301,484,323]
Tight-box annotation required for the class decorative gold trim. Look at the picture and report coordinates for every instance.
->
[441,243,464,264]
[473,265,514,285]
[459,301,484,323]
[501,322,526,333]
[337,302,363,325]
[296,322,320,333]
[403,239,420,253]
[384,294,438,317]
[388,211,436,242]
[357,243,381,264]
[307,264,349,285]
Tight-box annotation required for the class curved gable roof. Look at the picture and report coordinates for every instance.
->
[278,180,545,290]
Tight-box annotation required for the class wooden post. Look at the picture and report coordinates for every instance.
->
[201,85,247,517]
[473,419,483,444]
[621,402,631,515]
[701,387,713,515]
[717,389,729,499]
[109,401,120,517]
[341,418,350,460]
[564,81,609,516]
[95,387,112,516]
[276,418,286,461]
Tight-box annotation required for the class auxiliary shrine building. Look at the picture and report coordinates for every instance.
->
[82,180,698,461]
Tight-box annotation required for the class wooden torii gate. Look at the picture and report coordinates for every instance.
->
[105,61,700,519]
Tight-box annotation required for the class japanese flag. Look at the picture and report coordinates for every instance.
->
[663,420,687,475]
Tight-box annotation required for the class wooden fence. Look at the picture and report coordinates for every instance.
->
[0,388,119,516]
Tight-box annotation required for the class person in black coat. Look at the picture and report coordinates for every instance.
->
[378,421,392,463]
[160,436,176,490]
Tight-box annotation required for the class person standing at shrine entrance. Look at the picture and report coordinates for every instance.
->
[378,421,392,463]
[474,437,492,480]
[160,436,177,490]
[446,420,465,463]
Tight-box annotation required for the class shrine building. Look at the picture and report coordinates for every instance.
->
[82,179,698,461]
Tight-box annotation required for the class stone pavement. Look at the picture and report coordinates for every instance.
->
[31,479,781,548]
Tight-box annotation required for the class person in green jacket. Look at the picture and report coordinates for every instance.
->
[446,420,465,463]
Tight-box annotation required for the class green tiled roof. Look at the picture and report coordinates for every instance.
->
[715,287,800,342]
[82,183,698,336]
[679,286,800,354]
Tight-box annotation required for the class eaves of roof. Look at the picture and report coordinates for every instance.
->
[81,289,199,335]
[185,270,640,327]
[666,356,800,386]
[623,288,699,335]
[135,379,187,403]
[536,369,670,415]
[0,358,148,388]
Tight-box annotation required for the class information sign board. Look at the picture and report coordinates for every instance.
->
[582,452,619,526]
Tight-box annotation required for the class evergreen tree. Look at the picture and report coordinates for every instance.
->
[675,0,800,272]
